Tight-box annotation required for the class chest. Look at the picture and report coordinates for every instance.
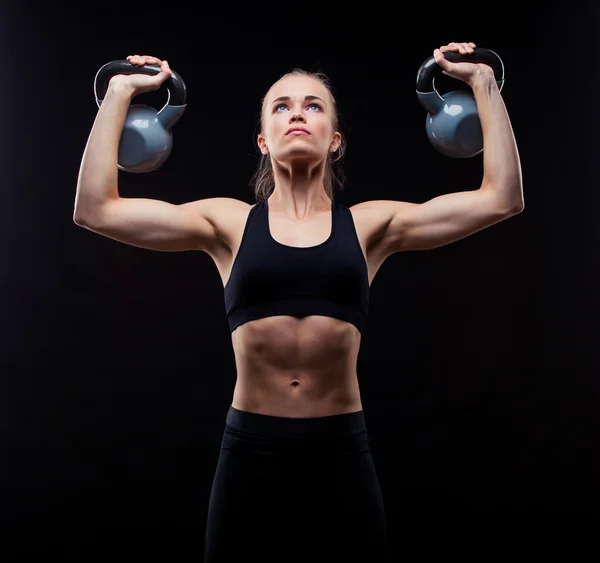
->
[213,202,388,289]
[268,210,333,248]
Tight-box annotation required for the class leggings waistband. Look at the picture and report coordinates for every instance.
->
[225,405,367,439]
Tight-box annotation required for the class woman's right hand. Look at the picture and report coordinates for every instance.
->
[108,55,172,97]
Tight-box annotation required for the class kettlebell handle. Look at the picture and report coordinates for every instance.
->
[94,60,188,107]
[415,47,505,94]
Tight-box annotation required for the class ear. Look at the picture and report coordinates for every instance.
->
[257,134,269,155]
[329,131,342,153]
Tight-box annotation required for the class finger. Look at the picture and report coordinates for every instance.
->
[140,56,163,65]
[127,55,162,66]
[128,55,144,66]
[433,48,453,72]
[155,60,172,81]
[441,42,466,55]
[160,60,171,74]
[439,45,454,53]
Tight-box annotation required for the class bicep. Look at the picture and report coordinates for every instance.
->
[386,188,513,252]
[81,197,217,252]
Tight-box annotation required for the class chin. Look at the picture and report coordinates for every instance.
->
[276,148,324,164]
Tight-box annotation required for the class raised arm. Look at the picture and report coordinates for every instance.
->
[73,56,228,253]
[359,42,524,256]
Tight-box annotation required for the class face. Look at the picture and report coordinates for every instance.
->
[257,75,341,165]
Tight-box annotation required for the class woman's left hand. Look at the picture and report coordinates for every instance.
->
[433,42,495,86]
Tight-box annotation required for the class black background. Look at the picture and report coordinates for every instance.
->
[3,3,598,559]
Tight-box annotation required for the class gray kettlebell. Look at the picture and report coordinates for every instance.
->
[94,60,188,173]
[416,47,504,158]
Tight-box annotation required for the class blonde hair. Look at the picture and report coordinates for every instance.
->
[250,68,347,203]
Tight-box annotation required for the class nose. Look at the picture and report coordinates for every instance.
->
[290,110,306,123]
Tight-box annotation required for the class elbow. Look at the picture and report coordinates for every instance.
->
[73,209,91,228]
[489,197,523,220]
[513,200,525,215]
[495,191,525,218]
[482,180,524,216]
[504,198,524,217]
[73,207,102,230]
[73,193,92,227]
[509,192,525,215]
[73,210,85,226]
[500,201,524,221]
[73,197,111,230]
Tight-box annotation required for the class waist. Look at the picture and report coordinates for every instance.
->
[226,405,366,438]
[222,406,370,456]
[231,366,362,418]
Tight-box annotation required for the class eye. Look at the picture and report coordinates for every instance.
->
[307,103,321,111]
[275,104,288,112]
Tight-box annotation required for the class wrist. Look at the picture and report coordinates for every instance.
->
[468,69,497,92]
[107,79,135,102]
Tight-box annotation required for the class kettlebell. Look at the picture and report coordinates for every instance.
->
[94,60,188,173]
[416,47,504,158]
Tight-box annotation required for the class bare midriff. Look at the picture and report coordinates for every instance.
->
[230,314,363,418]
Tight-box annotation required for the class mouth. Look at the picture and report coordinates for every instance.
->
[286,127,310,135]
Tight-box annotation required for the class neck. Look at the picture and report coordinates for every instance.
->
[269,159,330,219]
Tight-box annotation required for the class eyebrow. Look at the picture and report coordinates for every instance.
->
[271,95,326,106]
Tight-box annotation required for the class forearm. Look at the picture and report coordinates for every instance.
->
[73,82,135,224]
[471,73,524,212]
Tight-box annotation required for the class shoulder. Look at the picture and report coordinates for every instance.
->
[349,199,404,230]
[186,197,253,223]
[196,197,253,213]
[349,199,414,254]
[350,199,418,226]
[191,197,254,251]
[349,199,411,214]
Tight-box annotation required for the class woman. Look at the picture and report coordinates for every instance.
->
[73,42,523,562]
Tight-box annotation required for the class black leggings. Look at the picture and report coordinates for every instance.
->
[204,406,390,563]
